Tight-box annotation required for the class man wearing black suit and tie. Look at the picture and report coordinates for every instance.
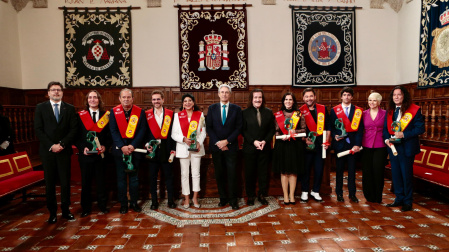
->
[242,89,275,206]
[330,87,364,203]
[206,84,243,210]
[34,81,78,224]
[75,90,111,217]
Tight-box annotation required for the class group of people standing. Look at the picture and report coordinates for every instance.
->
[33,81,424,224]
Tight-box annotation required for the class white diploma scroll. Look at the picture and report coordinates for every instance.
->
[94,137,104,158]
[389,143,398,156]
[133,148,148,154]
[275,133,306,139]
[168,151,175,163]
[337,147,363,158]
[322,131,326,159]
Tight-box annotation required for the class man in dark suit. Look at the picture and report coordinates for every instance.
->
[242,89,275,206]
[330,87,363,203]
[109,88,147,214]
[34,81,78,223]
[206,84,243,210]
[75,90,111,217]
[383,86,425,212]
[0,105,15,156]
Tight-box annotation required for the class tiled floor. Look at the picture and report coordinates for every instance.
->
[1,172,449,251]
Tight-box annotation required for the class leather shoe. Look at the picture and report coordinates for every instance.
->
[337,195,344,202]
[80,211,91,218]
[258,196,269,205]
[130,203,142,213]
[218,199,228,207]
[62,212,75,220]
[247,198,255,206]
[231,202,239,210]
[99,208,109,214]
[48,214,57,224]
[167,201,176,209]
[349,195,359,203]
[386,201,403,207]
[150,203,158,210]
[401,204,413,212]
[119,205,128,214]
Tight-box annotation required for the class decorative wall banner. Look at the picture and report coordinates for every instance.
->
[64,7,132,88]
[418,0,449,89]
[292,6,356,88]
[178,5,249,91]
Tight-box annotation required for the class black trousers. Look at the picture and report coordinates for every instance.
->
[79,156,107,211]
[42,152,71,215]
[212,150,238,204]
[244,149,270,198]
[114,155,141,206]
[301,148,325,193]
[335,143,358,196]
[361,147,387,203]
[149,161,174,203]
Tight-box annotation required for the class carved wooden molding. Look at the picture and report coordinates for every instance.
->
[370,0,413,13]
[147,0,161,7]
[11,0,46,12]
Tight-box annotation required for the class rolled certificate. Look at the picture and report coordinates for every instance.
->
[337,147,363,158]
[94,137,104,159]
[389,143,398,156]
[168,151,175,163]
[322,131,326,159]
[133,148,148,154]
[275,133,306,139]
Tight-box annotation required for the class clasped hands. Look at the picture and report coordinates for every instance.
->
[253,140,266,150]
[216,139,229,151]
[51,143,64,153]
[281,129,297,141]
[121,145,135,155]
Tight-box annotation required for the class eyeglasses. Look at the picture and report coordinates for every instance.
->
[49,89,62,92]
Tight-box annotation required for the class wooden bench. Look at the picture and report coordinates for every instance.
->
[0,152,45,200]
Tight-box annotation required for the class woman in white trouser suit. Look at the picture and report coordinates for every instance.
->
[171,93,206,208]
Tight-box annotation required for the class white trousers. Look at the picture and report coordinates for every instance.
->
[179,153,201,195]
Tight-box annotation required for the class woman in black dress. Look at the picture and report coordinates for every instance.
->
[273,92,306,205]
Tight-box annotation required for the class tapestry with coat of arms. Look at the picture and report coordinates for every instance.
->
[178,5,249,91]
[292,7,356,87]
[64,7,132,88]
[418,0,449,89]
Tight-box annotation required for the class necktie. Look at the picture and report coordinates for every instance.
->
[92,112,97,123]
[222,105,227,125]
[394,107,400,121]
[256,108,261,127]
[54,104,59,123]
[344,107,350,143]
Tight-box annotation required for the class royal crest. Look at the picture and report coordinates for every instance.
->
[198,31,230,71]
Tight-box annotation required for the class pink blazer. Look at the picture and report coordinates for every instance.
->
[362,109,386,148]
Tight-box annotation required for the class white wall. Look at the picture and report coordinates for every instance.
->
[2,0,420,89]
[0,1,22,89]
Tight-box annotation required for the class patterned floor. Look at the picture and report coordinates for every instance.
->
[1,172,449,251]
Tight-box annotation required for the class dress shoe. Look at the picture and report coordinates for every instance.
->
[218,199,228,207]
[310,191,323,202]
[80,211,91,218]
[48,214,57,224]
[283,201,290,205]
[150,203,159,210]
[62,212,75,220]
[401,204,413,212]
[386,201,403,207]
[99,208,109,214]
[300,192,309,201]
[231,202,239,210]
[193,203,201,208]
[119,205,128,214]
[349,195,359,203]
[247,197,255,206]
[167,201,176,209]
[290,200,296,205]
[130,203,142,213]
[258,196,269,205]
[337,194,344,202]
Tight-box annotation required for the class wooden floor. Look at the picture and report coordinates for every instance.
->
[1,171,449,251]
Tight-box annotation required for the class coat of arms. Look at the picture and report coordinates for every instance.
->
[198,31,230,71]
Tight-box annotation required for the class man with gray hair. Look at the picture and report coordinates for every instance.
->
[206,84,243,210]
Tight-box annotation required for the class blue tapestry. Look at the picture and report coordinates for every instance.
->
[292,7,356,87]
[418,1,449,89]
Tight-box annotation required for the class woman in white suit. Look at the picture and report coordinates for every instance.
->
[171,93,206,208]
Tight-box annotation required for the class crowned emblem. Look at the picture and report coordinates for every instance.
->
[198,31,230,71]
[440,8,449,26]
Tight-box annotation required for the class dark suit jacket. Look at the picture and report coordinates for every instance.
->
[0,115,15,155]
[242,106,275,154]
[34,101,78,156]
[330,104,364,152]
[382,108,425,157]
[206,102,242,152]
[146,107,176,162]
[75,111,112,161]
[109,106,147,157]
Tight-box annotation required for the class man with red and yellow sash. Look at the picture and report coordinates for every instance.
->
[383,86,424,212]
[145,90,176,210]
[330,87,364,203]
[75,90,111,217]
[109,88,147,214]
[299,88,331,202]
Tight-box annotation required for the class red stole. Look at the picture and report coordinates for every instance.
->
[274,110,301,135]
[113,105,142,138]
[300,104,326,135]
[387,104,420,135]
[78,110,110,133]
[145,108,174,139]
[178,110,202,138]
[333,104,363,132]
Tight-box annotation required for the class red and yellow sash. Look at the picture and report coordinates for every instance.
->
[113,105,142,138]
[333,104,363,132]
[300,104,325,135]
[387,104,420,135]
[178,110,202,138]
[78,110,110,133]
[274,110,301,135]
[145,108,173,139]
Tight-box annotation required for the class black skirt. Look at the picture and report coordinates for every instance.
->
[272,139,305,175]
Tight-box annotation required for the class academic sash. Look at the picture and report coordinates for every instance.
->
[333,104,363,133]
[300,104,325,135]
[274,110,301,135]
[387,104,420,135]
[78,110,110,133]
[145,108,174,139]
[113,105,142,138]
[178,110,202,138]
